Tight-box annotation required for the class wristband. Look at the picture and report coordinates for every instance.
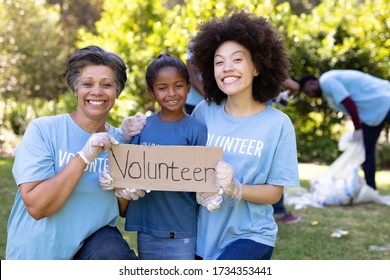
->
[77,151,90,165]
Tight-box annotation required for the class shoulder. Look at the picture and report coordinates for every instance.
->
[320,70,340,81]
[265,106,295,130]
[194,100,220,113]
[27,114,68,133]
[185,115,207,130]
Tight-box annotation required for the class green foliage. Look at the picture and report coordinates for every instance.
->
[1,0,389,165]
[0,0,70,100]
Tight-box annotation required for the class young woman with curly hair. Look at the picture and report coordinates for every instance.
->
[189,11,300,260]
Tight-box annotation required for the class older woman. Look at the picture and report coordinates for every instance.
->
[6,46,138,259]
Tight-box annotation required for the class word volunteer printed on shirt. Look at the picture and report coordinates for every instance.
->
[207,133,264,157]
[58,149,109,173]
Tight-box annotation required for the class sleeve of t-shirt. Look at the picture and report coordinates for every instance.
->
[266,120,300,188]
[192,122,208,146]
[191,100,207,125]
[12,120,56,186]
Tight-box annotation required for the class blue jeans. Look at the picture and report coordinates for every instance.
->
[217,239,274,260]
[362,110,390,190]
[137,231,196,260]
[73,225,138,260]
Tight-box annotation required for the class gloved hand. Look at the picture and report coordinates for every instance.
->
[115,188,146,201]
[215,161,243,201]
[119,114,147,143]
[350,129,363,143]
[99,171,114,191]
[196,188,224,211]
[274,90,290,106]
[78,132,119,164]
[99,171,147,200]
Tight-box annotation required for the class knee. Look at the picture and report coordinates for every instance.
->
[92,244,138,260]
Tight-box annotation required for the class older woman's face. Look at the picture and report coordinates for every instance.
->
[76,65,117,120]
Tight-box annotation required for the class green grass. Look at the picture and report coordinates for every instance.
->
[1,158,389,260]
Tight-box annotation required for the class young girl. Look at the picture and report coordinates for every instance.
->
[190,11,300,260]
[106,54,207,259]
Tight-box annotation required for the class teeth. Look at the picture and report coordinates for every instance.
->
[223,77,238,82]
[89,100,105,105]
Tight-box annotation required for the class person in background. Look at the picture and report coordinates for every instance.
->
[189,11,300,260]
[185,47,205,114]
[6,46,138,260]
[100,54,207,260]
[299,70,390,190]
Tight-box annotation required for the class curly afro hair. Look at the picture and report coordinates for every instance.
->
[189,10,290,105]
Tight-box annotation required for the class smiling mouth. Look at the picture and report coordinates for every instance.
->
[222,77,239,83]
[166,100,179,104]
[88,100,106,105]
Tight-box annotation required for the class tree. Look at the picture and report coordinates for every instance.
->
[0,0,70,101]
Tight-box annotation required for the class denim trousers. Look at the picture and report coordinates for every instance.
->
[362,110,390,190]
[137,231,196,260]
[216,239,274,260]
[73,225,138,260]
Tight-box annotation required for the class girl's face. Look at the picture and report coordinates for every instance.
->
[214,41,258,98]
[76,65,117,120]
[149,66,190,119]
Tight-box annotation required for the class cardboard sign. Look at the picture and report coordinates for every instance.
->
[108,144,223,192]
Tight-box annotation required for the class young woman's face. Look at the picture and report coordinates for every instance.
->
[149,66,190,115]
[213,41,258,97]
[76,65,117,120]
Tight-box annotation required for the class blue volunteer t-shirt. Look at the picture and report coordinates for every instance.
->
[125,113,207,238]
[192,100,300,259]
[6,114,121,259]
[319,70,390,126]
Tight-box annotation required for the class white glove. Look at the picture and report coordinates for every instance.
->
[350,129,363,143]
[99,171,148,200]
[215,161,243,201]
[115,188,146,201]
[78,132,119,164]
[119,114,147,143]
[196,188,224,211]
[274,90,290,106]
[99,171,114,191]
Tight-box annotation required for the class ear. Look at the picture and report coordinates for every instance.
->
[187,82,191,93]
[254,69,260,77]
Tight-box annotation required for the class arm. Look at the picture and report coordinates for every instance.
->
[215,161,284,204]
[118,197,130,217]
[20,154,88,220]
[283,78,300,97]
[341,96,362,130]
[241,184,283,204]
[21,132,118,220]
[187,58,205,96]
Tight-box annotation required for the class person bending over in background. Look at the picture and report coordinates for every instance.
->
[299,70,390,190]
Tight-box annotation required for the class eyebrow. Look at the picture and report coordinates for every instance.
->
[214,50,246,58]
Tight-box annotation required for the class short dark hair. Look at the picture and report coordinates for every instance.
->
[189,10,290,104]
[65,45,127,97]
[298,74,317,90]
[145,54,190,89]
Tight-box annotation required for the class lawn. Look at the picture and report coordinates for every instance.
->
[1,157,389,260]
